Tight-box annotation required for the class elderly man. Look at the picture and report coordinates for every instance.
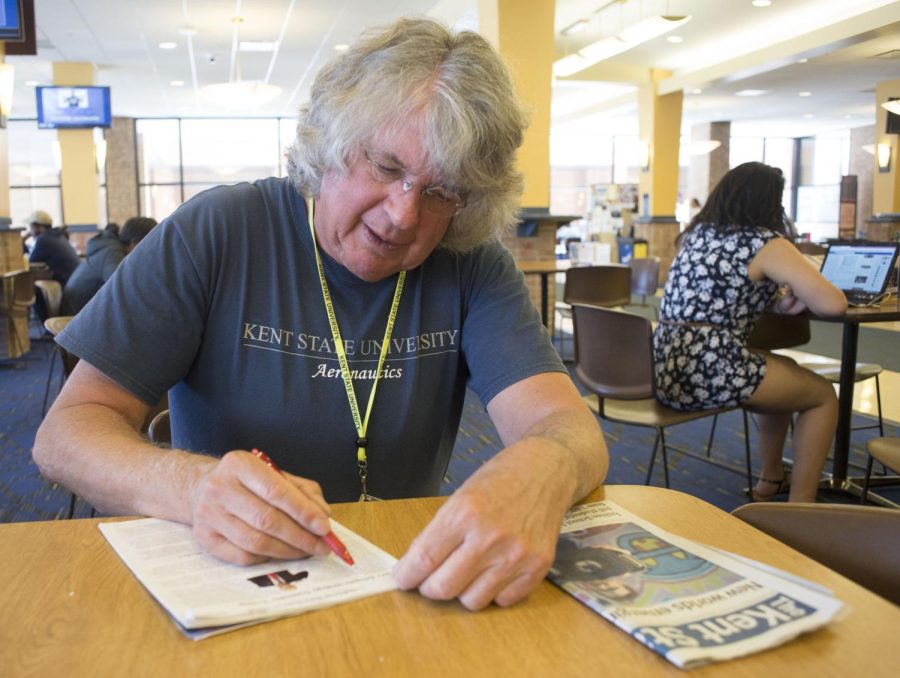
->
[34,18,607,611]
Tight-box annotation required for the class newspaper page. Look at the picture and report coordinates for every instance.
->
[547,501,845,669]
[99,518,397,640]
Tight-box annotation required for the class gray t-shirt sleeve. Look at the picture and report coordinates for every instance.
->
[460,241,566,407]
[56,211,209,405]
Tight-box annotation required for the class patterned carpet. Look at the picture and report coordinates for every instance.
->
[2,325,898,522]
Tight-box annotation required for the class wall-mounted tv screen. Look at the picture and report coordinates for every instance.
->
[0,0,24,41]
[886,98,900,135]
[36,85,112,129]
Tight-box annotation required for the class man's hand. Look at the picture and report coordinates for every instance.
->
[188,450,334,565]
[392,457,568,610]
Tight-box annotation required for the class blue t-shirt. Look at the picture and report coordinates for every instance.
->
[58,177,564,501]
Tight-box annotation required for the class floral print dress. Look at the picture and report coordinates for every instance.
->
[653,224,781,411]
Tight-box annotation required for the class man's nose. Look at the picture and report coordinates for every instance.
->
[384,181,421,230]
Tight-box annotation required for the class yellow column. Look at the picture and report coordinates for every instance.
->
[479,0,553,209]
[637,70,682,217]
[874,77,900,214]
[52,62,99,241]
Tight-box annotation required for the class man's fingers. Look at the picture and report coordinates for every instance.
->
[393,525,462,591]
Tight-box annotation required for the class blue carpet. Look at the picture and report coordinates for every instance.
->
[2,329,898,522]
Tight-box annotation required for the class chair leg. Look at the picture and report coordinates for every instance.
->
[742,409,754,500]
[861,455,875,504]
[705,414,719,458]
[41,348,59,416]
[875,374,883,437]
[659,428,670,489]
[67,492,77,519]
[645,433,661,486]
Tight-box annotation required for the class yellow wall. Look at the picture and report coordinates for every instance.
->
[52,62,99,226]
[638,70,682,217]
[874,77,900,214]
[480,0,554,209]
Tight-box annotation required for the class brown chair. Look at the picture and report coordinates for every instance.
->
[41,315,76,415]
[34,280,63,323]
[571,304,747,489]
[556,265,632,360]
[1,270,34,361]
[731,502,900,605]
[627,257,660,317]
[861,437,900,504]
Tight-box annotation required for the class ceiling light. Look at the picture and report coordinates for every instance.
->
[178,26,198,37]
[689,88,703,95]
[0,65,14,124]
[735,89,768,97]
[159,42,177,50]
[334,44,350,52]
[554,15,691,77]
[562,19,588,36]
[798,91,812,97]
[201,20,281,110]
[25,79,38,87]
[170,80,185,87]
[882,100,900,116]
[752,0,772,7]
[803,113,814,118]
[797,58,808,63]
[667,35,683,43]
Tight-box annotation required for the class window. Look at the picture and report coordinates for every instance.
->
[7,119,62,227]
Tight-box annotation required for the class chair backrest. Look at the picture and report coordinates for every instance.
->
[563,265,632,307]
[35,280,63,319]
[627,257,660,297]
[572,304,654,400]
[11,270,35,308]
[731,502,900,605]
[795,241,827,255]
[747,312,810,350]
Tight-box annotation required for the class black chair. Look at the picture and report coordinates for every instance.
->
[571,304,747,490]
[861,436,900,504]
[627,257,660,318]
[556,265,631,360]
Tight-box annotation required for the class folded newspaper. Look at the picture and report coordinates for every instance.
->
[99,518,397,640]
[547,500,844,669]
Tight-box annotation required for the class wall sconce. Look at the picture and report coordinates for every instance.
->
[0,64,14,128]
[877,143,892,173]
[638,141,651,171]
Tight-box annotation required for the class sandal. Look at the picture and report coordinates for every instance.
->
[751,470,791,502]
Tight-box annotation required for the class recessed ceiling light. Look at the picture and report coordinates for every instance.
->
[178,26,198,37]
[239,41,276,53]
[334,44,350,52]
[752,0,772,7]
[798,91,812,97]
[689,88,703,95]
[797,58,808,63]
[667,35,683,43]
[803,113,814,118]
[170,80,185,87]
[25,80,38,87]
[159,41,177,50]
[562,19,588,36]
[735,89,768,97]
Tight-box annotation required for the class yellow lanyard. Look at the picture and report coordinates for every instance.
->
[307,198,405,501]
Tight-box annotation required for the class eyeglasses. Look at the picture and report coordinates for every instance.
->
[364,150,467,219]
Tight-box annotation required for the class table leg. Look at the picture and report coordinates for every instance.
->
[831,321,858,483]
[540,273,549,328]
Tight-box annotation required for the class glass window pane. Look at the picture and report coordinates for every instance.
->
[136,119,181,184]
[763,138,794,189]
[8,120,60,186]
[795,185,839,241]
[139,185,182,222]
[729,137,764,168]
[613,136,639,184]
[10,187,63,230]
[181,119,279,183]
[279,118,297,178]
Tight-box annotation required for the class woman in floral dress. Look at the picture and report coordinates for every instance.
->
[653,162,847,502]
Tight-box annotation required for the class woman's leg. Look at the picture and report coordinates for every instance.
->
[743,353,838,502]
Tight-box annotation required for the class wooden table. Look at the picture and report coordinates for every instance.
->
[813,297,900,502]
[517,259,571,327]
[2,485,898,677]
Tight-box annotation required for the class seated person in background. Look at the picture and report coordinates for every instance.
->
[34,17,608,611]
[653,162,847,503]
[27,210,81,287]
[61,217,158,315]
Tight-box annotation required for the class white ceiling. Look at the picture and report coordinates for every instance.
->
[5,0,900,139]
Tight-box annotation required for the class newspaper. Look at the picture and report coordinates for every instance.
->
[547,501,845,669]
[99,518,397,640]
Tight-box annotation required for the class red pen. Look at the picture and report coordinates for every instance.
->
[251,448,355,566]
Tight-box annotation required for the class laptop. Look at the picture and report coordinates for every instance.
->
[819,243,900,307]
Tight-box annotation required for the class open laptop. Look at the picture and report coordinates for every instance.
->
[819,243,900,307]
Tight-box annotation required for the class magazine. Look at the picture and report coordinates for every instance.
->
[99,518,397,640]
[547,500,845,669]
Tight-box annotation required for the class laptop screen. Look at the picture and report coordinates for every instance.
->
[819,244,900,296]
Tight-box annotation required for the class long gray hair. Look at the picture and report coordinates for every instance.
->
[286,17,527,252]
